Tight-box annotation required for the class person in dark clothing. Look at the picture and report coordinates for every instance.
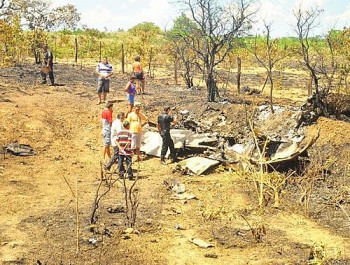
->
[157,106,177,165]
[41,44,54,86]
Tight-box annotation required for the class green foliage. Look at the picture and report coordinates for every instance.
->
[126,22,164,73]
[0,16,29,65]
[168,13,199,39]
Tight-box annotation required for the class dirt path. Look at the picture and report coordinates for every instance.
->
[1,65,349,264]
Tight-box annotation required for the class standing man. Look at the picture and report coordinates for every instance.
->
[157,106,177,165]
[41,44,54,86]
[105,112,125,171]
[101,102,114,159]
[96,57,113,105]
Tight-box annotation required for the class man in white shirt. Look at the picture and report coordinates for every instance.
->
[105,112,125,171]
[96,57,113,104]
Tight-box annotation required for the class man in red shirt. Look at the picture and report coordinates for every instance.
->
[101,102,113,159]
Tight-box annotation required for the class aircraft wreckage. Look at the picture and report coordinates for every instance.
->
[140,105,319,175]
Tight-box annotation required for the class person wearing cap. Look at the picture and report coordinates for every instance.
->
[101,102,113,159]
[96,57,113,105]
[40,44,54,86]
[116,120,134,180]
[126,103,148,161]
[157,106,177,165]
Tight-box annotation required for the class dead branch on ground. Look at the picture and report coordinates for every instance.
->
[235,210,266,243]
[90,162,120,227]
[120,161,140,228]
[62,175,80,255]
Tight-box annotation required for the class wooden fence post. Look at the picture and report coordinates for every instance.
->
[99,41,102,62]
[74,36,78,64]
[121,43,125,74]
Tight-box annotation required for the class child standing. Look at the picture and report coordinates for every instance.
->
[125,76,137,116]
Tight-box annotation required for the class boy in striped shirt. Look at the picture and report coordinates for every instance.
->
[116,120,135,180]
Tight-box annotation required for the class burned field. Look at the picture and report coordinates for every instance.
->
[0,63,350,264]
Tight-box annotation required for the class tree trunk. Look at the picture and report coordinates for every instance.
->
[54,37,57,64]
[174,57,178,85]
[261,74,269,93]
[269,74,274,113]
[307,72,313,96]
[307,64,319,94]
[207,72,216,102]
[237,56,241,94]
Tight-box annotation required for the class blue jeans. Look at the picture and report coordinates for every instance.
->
[118,154,133,178]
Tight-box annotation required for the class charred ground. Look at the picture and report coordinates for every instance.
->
[0,63,349,264]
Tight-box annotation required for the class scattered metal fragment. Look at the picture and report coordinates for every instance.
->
[174,223,185,230]
[174,193,196,200]
[174,157,220,175]
[4,142,35,156]
[107,206,125,213]
[189,237,214,248]
[88,238,97,245]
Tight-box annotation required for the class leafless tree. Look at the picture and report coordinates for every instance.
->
[293,5,323,95]
[314,32,337,92]
[167,13,198,88]
[252,21,287,113]
[175,0,257,102]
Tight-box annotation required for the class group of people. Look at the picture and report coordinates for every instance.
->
[101,102,178,180]
[96,55,145,106]
[101,102,148,180]
[101,103,177,180]
[40,48,177,178]
[98,54,177,178]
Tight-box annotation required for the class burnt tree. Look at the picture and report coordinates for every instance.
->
[176,0,257,102]
[293,5,323,95]
[252,21,287,113]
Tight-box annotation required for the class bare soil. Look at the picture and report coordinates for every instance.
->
[0,63,349,265]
